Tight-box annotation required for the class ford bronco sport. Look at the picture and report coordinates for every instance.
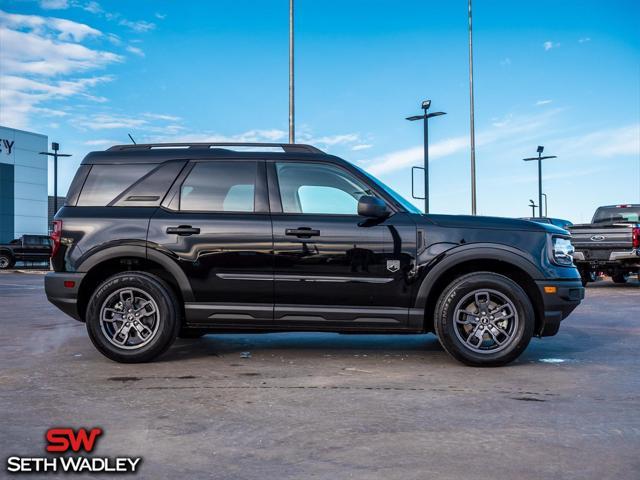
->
[45,142,584,366]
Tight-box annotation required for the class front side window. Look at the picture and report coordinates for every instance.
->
[180,161,257,212]
[276,162,373,215]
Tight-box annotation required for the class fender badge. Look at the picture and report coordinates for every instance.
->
[387,260,400,273]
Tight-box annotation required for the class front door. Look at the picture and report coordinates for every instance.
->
[269,160,417,329]
[147,159,273,325]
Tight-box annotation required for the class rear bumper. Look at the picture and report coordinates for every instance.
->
[535,279,585,336]
[44,272,85,321]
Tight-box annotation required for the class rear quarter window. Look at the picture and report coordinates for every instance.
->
[77,164,155,206]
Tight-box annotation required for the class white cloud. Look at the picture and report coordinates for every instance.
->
[0,9,122,128]
[118,18,155,33]
[365,110,563,175]
[556,124,640,158]
[84,139,120,146]
[82,1,103,14]
[535,99,553,106]
[578,37,591,43]
[352,144,373,151]
[142,113,181,122]
[126,45,144,57]
[155,13,167,20]
[543,41,560,51]
[40,0,69,9]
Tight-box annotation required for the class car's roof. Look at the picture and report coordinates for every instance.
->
[81,143,341,165]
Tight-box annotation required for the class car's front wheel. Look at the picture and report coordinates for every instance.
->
[85,271,180,363]
[434,272,535,367]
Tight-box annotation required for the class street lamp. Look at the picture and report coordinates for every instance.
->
[528,199,537,217]
[523,146,556,218]
[40,142,71,216]
[406,100,446,213]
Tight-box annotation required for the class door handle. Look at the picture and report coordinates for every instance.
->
[286,227,320,238]
[166,225,200,236]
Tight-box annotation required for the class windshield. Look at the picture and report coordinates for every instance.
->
[592,206,640,224]
[354,165,423,214]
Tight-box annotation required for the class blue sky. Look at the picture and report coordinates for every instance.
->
[1,0,638,222]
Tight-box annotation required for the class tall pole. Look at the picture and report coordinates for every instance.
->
[468,0,477,215]
[289,0,295,144]
[523,147,556,219]
[39,142,71,218]
[54,151,58,214]
[423,112,429,214]
[537,152,543,218]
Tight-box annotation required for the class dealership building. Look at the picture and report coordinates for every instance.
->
[0,126,49,243]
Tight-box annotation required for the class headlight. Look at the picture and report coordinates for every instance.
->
[552,236,574,266]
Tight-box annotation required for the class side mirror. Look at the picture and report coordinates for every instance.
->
[357,195,389,218]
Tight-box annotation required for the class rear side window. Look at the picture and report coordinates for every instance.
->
[77,164,155,206]
[179,161,257,212]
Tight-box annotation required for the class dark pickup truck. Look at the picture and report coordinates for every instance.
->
[569,204,640,284]
[0,235,52,269]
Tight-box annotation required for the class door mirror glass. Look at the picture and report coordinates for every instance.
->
[357,195,389,218]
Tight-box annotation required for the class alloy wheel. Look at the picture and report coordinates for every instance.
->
[99,287,160,350]
[453,289,520,354]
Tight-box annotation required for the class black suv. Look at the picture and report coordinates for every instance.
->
[45,143,584,366]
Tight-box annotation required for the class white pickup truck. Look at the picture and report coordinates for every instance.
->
[569,204,640,285]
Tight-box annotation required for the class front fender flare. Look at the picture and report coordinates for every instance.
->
[413,243,543,309]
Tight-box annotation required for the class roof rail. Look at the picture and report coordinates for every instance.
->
[106,142,324,154]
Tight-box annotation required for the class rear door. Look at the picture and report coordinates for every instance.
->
[147,159,273,326]
[269,160,417,329]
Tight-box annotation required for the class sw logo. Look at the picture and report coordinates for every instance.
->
[386,259,400,273]
[46,427,103,453]
[6,427,142,474]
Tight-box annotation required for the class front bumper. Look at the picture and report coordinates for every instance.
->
[44,272,85,321]
[535,279,585,336]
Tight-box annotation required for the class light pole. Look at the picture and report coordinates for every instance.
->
[40,142,71,216]
[406,100,446,214]
[523,146,556,218]
[541,193,548,217]
[468,0,477,215]
[529,199,537,217]
[289,0,295,143]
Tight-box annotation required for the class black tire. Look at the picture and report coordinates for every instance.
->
[85,271,180,363]
[434,272,535,367]
[611,273,629,284]
[579,270,597,287]
[0,253,15,270]
[178,328,207,339]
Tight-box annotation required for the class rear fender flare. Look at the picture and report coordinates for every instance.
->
[77,244,194,302]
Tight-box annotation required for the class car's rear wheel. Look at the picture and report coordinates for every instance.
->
[85,271,180,363]
[434,272,535,367]
[612,273,629,284]
[0,253,15,270]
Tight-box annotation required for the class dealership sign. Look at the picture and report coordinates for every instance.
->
[0,139,15,155]
[6,427,142,474]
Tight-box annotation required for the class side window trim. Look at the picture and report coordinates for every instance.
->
[267,159,395,216]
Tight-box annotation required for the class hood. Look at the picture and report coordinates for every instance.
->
[418,213,567,235]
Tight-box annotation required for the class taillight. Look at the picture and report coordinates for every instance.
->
[51,220,62,257]
[633,227,640,249]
